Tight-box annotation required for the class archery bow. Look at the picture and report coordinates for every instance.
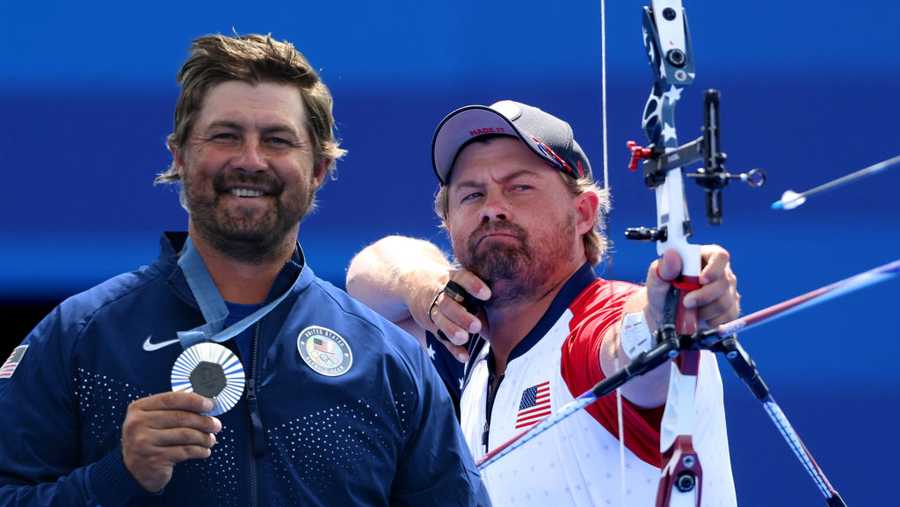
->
[623,1,762,503]
[477,2,857,507]
[624,2,705,504]
[626,5,851,505]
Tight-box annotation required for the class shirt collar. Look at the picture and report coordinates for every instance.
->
[465,261,602,376]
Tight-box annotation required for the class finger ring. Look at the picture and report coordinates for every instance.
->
[442,281,467,305]
[428,281,467,325]
[428,288,443,325]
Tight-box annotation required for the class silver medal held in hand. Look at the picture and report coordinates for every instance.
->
[171,342,245,416]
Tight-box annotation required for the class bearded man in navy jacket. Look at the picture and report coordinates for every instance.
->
[0,33,489,507]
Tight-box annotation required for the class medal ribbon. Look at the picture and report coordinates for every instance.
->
[176,237,302,349]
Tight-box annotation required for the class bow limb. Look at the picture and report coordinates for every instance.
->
[636,2,704,505]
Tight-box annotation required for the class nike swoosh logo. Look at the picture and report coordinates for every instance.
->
[143,336,181,352]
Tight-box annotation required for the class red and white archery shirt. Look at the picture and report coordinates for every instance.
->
[458,264,737,506]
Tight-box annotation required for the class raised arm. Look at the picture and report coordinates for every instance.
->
[600,245,740,408]
[346,235,451,330]
[347,236,490,362]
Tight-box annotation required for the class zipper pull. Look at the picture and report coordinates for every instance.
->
[246,377,256,399]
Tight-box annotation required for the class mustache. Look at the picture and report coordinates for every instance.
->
[212,169,283,195]
[470,222,527,246]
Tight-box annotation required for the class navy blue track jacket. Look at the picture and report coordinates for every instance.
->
[0,233,490,507]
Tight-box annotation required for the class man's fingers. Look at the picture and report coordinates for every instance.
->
[685,275,740,324]
[133,392,214,414]
[150,428,218,448]
[434,332,470,363]
[655,249,683,283]
[682,276,727,309]
[432,305,474,346]
[161,445,214,464]
[140,410,222,434]
[643,245,739,330]
[450,270,491,301]
[646,250,682,307]
[696,288,741,323]
[699,244,730,284]
[438,292,482,335]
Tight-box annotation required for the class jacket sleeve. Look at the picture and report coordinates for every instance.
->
[0,307,150,507]
[389,340,492,507]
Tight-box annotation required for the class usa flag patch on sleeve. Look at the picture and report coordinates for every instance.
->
[0,345,28,379]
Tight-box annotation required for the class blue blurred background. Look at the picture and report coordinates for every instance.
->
[2,0,899,504]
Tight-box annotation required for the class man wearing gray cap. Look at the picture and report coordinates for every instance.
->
[347,100,739,506]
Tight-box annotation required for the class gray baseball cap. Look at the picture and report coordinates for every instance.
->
[431,100,593,186]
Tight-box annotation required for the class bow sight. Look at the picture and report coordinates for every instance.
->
[626,89,766,242]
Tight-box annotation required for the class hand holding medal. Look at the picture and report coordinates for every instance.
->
[121,390,223,492]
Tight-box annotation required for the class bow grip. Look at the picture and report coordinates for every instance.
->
[673,275,701,337]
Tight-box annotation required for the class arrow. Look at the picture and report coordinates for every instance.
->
[772,154,900,210]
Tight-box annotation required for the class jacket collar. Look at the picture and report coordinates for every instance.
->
[161,232,312,309]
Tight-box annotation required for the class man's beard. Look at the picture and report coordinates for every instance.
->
[183,169,313,264]
[458,215,576,306]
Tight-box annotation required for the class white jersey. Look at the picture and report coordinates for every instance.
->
[459,264,736,506]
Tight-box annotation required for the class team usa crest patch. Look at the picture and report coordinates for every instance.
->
[515,380,552,430]
[297,326,353,377]
[0,345,28,379]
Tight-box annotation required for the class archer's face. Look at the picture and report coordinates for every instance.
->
[445,137,590,304]
[173,81,325,260]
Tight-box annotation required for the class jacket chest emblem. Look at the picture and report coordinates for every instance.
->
[297,326,353,377]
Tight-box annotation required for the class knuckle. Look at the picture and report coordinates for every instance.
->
[436,294,453,313]
[451,270,466,283]
[173,412,192,428]
[446,320,464,337]
[185,445,209,461]
[446,300,466,319]
[175,446,194,462]
[428,302,439,323]
[170,447,188,462]
[179,412,198,428]
[178,428,196,443]
[433,311,449,330]
[133,434,151,450]
[159,393,182,410]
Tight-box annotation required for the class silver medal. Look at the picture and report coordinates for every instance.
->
[171,342,245,416]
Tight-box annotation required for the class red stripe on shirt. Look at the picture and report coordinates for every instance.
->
[559,278,664,468]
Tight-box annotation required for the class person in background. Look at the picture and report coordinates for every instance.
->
[347,100,739,505]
